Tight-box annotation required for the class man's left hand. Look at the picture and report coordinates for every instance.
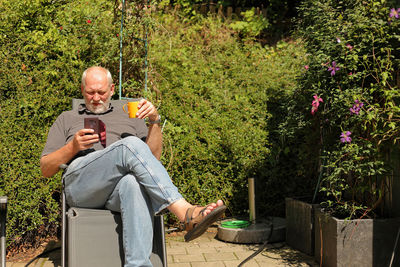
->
[137,99,159,122]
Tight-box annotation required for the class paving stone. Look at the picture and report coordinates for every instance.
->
[188,246,217,254]
[178,242,202,249]
[192,235,214,242]
[235,250,283,262]
[252,253,285,265]
[42,259,60,267]
[167,263,191,267]
[167,246,188,255]
[203,252,237,261]
[173,253,205,263]
[198,240,229,248]
[216,244,250,253]
[167,254,173,263]
[35,258,47,266]
[224,259,261,267]
[8,262,27,267]
[191,261,226,267]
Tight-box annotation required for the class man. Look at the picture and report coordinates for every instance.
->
[40,66,226,267]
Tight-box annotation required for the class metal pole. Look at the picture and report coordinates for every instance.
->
[118,0,126,100]
[248,178,256,224]
[0,196,7,267]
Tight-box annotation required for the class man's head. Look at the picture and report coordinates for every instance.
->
[81,66,115,114]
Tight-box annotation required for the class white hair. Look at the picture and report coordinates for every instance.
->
[81,66,113,89]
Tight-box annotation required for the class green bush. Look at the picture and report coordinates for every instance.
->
[0,0,126,250]
[149,13,306,218]
[161,0,300,42]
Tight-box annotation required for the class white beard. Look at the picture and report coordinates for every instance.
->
[87,96,111,114]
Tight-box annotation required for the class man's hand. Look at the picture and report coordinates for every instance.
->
[136,99,159,121]
[72,129,99,153]
[40,128,99,178]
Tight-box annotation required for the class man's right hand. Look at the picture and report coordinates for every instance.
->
[40,129,99,178]
[72,129,100,153]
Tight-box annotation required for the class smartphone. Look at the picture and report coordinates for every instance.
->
[84,117,100,135]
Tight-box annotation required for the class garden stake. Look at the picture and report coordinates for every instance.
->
[312,157,325,204]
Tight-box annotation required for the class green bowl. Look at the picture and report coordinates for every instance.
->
[221,220,250,229]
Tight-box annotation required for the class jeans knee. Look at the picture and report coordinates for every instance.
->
[121,136,146,149]
[119,175,141,195]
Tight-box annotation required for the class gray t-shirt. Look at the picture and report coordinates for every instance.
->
[41,101,148,157]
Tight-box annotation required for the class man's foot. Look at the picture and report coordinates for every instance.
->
[183,201,226,242]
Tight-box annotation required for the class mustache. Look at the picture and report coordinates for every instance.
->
[90,99,105,105]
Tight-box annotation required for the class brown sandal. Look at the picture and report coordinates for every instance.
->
[184,204,227,242]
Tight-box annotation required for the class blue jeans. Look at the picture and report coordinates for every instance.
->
[63,136,183,267]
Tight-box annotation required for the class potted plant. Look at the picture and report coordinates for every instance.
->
[287,0,400,266]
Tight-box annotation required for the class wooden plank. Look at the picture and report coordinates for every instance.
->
[209,2,216,14]
[227,6,233,19]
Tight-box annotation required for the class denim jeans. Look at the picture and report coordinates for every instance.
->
[63,136,183,267]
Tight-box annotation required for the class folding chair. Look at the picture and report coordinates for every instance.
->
[61,99,167,267]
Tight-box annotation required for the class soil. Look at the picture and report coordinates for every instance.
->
[6,236,60,263]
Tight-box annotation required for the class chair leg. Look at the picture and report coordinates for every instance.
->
[62,190,66,267]
[0,196,7,267]
[153,215,167,267]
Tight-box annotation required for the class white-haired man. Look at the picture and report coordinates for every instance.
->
[40,66,226,267]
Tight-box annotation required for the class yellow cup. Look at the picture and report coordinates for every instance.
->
[123,101,139,118]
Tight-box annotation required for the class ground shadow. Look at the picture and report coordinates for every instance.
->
[238,242,319,267]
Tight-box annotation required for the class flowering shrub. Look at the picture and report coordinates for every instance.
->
[289,0,400,219]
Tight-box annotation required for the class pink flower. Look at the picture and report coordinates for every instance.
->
[350,99,364,115]
[87,19,92,24]
[340,131,352,143]
[311,95,323,115]
[328,61,340,76]
[390,8,400,19]
[346,43,353,50]
[304,65,309,70]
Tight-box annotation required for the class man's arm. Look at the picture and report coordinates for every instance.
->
[146,123,162,160]
[136,99,163,160]
[40,129,99,177]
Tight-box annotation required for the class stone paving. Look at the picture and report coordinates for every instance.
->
[6,228,319,267]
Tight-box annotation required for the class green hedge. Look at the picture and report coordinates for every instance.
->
[149,14,306,217]
[0,0,122,250]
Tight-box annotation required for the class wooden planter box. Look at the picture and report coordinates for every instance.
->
[314,209,400,267]
[285,197,320,255]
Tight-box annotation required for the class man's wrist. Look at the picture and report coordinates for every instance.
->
[148,114,161,124]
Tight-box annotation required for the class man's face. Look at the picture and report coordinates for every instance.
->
[81,69,114,114]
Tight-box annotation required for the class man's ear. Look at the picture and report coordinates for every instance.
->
[110,84,115,96]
